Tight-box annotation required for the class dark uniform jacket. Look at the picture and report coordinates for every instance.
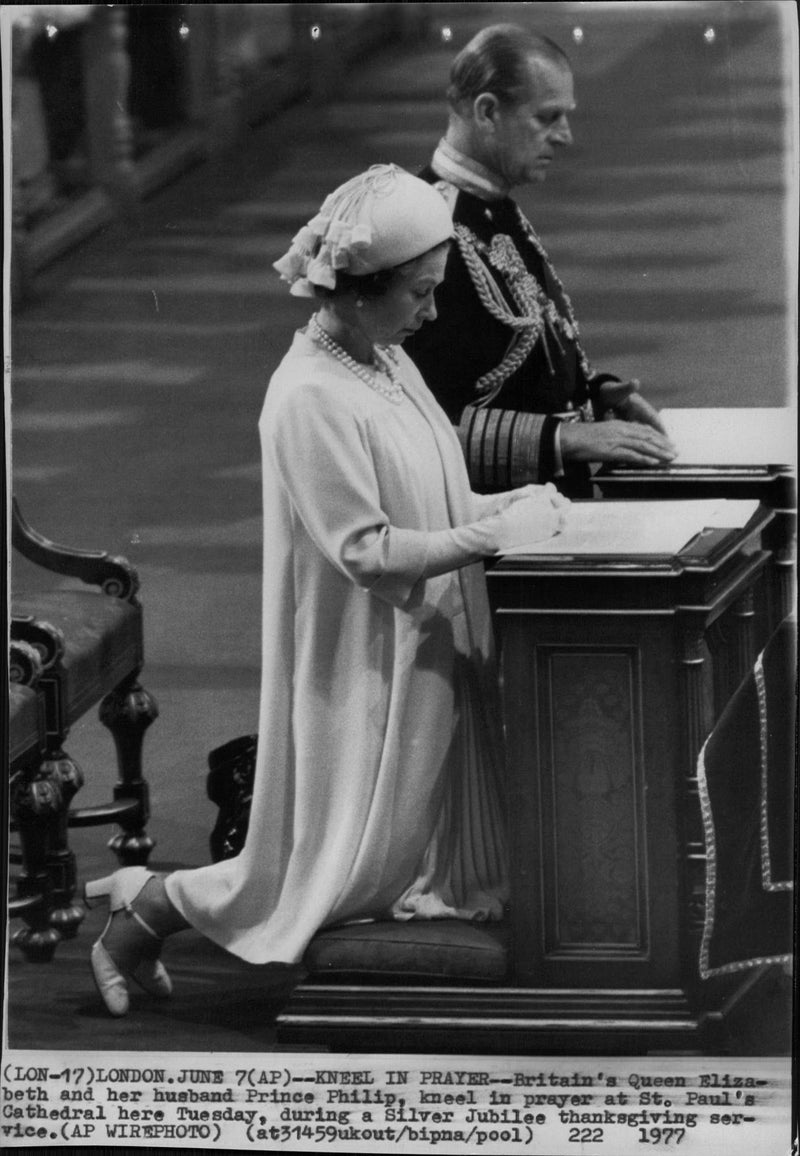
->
[406,166,618,495]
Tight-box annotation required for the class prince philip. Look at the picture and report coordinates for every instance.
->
[406,24,677,495]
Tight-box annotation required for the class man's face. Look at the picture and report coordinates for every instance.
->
[490,56,575,187]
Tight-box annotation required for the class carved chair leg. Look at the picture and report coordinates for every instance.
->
[99,677,159,865]
[40,751,86,939]
[10,763,63,961]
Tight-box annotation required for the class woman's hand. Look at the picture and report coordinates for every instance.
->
[483,482,571,516]
[486,491,570,552]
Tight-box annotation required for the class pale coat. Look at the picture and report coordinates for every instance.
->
[166,331,507,964]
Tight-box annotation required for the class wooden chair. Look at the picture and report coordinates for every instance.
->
[8,641,60,960]
[9,498,158,960]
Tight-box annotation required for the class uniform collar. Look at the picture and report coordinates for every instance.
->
[431,139,510,202]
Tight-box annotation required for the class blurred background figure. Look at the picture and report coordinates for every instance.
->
[9,5,94,221]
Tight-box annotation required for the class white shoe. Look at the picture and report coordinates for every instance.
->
[85,867,172,1017]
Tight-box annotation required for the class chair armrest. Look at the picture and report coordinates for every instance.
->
[9,639,44,687]
[11,615,66,673]
[12,497,140,603]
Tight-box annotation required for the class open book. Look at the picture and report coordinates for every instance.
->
[659,408,795,469]
[501,498,761,556]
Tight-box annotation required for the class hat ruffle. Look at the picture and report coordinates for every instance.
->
[274,220,374,295]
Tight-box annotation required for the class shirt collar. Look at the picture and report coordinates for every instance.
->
[431,139,510,202]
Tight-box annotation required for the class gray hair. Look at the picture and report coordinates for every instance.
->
[447,24,571,110]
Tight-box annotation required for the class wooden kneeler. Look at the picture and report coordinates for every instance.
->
[275,920,511,1052]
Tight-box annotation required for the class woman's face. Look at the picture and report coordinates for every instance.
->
[360,246,449,346]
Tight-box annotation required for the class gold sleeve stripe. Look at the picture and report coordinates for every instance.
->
[458,405,547,488]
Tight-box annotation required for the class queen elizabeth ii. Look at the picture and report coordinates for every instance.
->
[84,164,569,1016]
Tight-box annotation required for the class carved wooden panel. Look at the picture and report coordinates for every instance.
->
[539,648,647,956]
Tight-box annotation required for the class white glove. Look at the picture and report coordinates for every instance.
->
[414,486,571,578]
[484,492,569,552]
[478,481,571,518]
[511,482,571,511]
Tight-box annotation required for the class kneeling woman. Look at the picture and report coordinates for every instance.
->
[86,165,568,1015]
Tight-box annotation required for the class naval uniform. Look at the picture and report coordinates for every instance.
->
[406,142,621,496]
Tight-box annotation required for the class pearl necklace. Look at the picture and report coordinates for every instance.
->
[309,315,405,404]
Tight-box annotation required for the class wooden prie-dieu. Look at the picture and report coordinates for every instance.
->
[597,407,796,644]
[276,504,779,1054]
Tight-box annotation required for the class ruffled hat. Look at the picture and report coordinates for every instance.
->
[273,164,454,297]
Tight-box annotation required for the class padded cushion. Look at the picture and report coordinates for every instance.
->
[13,591,142,723]
[303,919,509,981]
[9,683,45,766]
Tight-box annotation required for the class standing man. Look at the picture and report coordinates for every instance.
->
[405,24,676,495]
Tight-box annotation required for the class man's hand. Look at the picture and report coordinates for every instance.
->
[560,418,677,466]
[598,378,670,436]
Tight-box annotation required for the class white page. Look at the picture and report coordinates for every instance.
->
[501,499,761,556]
[660,408,796,467]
